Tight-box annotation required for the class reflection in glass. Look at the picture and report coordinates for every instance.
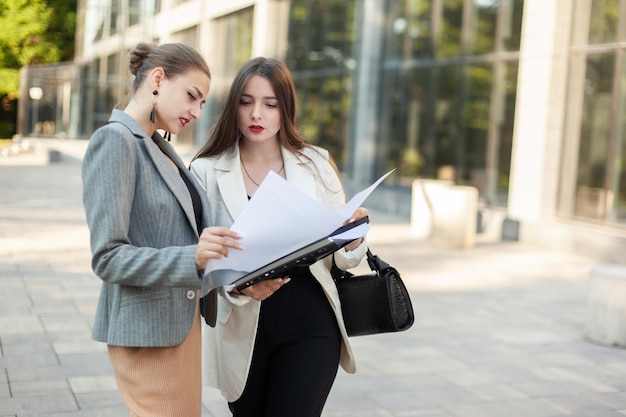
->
[438,0,463,57]
[502,0,524,51]
[387,0,433,60]
[613,54,626,221]
[206,8,253,125]
[496,61,518,205]
[575,53,613,219]
[469,1,497,54]
[286,0,356,167]
[375,0,520,203]
[588,0,620,45]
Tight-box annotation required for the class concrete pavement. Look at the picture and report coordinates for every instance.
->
[2,141,626,416]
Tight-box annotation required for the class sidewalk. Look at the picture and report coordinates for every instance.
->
[2,141,626,416]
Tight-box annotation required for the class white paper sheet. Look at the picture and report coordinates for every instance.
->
[201,170,393,295]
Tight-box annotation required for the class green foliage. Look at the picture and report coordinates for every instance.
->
[0,68,20,97]
[0,0,77,97]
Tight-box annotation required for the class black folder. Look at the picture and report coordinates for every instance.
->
[233,216,369,291]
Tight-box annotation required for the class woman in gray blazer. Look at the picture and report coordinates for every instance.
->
[190,57,369,416]
[81,42,242,417]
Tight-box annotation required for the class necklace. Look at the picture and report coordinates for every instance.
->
[240,155,285,187]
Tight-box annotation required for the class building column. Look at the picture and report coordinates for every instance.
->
[507,0,573,223]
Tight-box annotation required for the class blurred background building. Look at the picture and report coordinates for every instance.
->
[15,0,626,262]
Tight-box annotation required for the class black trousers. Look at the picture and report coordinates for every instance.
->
[229,268,341,417]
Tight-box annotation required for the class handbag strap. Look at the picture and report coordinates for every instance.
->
[365,248,390,272]
[333,248,390,278]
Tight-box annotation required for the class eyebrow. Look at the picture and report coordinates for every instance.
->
[241,93,277,100]
[193,86,204,99]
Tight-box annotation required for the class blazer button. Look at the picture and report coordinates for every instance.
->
[186,290,196,300]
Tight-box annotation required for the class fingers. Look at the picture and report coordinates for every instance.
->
[202,227,243,245]
[343,207,369,225]
[349,207,369,222]
[195,227,244,269]
[240,277,291,301]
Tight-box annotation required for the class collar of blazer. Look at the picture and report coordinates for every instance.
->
[108,109,203,236]
[214,143,317,222]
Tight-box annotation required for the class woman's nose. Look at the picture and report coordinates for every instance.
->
[251,104,261,120]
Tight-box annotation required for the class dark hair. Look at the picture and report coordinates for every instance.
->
[128,42,211,92]
[193,57,308,160]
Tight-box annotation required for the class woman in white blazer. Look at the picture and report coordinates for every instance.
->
[82,42,242,417]
[190,57,368,416]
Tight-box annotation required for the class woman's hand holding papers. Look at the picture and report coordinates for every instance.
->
[195,227,244,270]
[343,207,369,251]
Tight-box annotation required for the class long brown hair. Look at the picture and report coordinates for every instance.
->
[192,57,309,160]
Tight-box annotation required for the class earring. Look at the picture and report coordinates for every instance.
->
[149,90,158,123]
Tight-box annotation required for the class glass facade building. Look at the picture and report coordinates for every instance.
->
[15,0,626,261]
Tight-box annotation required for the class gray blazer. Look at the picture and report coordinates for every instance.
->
[82,109,214,347]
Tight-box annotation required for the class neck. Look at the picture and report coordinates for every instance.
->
[239,139,282,162]
[124,98,155,136]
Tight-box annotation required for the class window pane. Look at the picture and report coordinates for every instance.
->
[210,9,253,78]
[206,8,254,127]
[286,0,356,166]
[612,55,626,221]
[297,75,351,161]
[464,64,492,191]
[387,0,434,60]
[588,0,620,44]
[496,61,518,204]
[434,66,461,170]
[438,0,463,57]
[469,1,497,54]
[503,0,524,51]
[575,53,614,219]
[378,67,432,181]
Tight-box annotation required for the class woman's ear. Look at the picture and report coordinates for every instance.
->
[149,67,165,90]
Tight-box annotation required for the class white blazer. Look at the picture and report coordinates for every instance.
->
[190,143,367,402]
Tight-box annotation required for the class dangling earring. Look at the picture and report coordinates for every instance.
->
[149,90,158,123]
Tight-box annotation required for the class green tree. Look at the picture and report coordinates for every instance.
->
[0,0,76,137]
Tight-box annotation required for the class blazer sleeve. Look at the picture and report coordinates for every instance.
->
[82,126,200,288]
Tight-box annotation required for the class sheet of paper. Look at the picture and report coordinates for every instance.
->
[201,170,393,295]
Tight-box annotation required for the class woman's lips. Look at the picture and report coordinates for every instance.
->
[179,118,190,127]
[249,125,264,133]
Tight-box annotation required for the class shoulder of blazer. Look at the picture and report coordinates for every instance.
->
[104,109,149,140]
[293,145,338,181]
[301,144,329,160]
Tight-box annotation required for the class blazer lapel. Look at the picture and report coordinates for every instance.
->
[282,148,317,199]
[216,146,249,222]
[106,111,202,235]
[146,134,200,235]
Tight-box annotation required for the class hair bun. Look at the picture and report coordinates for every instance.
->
[128,43,157,76]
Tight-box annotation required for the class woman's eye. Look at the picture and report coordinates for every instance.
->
[188,92,197,100]
[266,103,277,108]
[240,101,251,106]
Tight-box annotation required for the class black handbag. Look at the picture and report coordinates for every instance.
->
[331,249,414,337]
